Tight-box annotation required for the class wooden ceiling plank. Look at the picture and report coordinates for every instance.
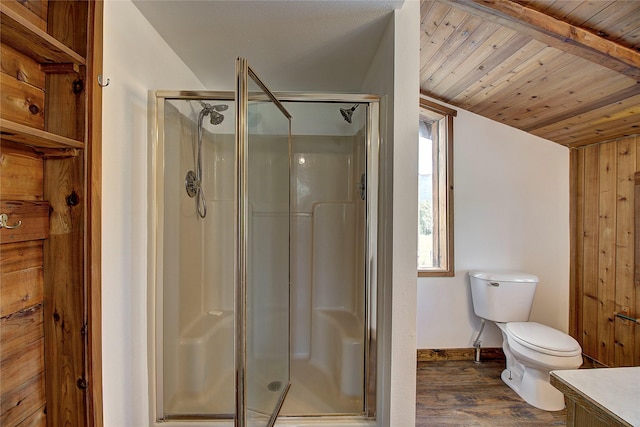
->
[489,68,636,130]
[421,14,485,85]
[524,83,640,133]
[420,0,437,24]
[613,14,640,51]
[538,1,609,27]
[532,94,640,141]
[579,2,640,37]
[527,0,640,52]
[428,26,521,97]
[448,38,548,106]
[530,91,640,133]
[471,50,577,117]
[518,0,587,21]
[420,6,465,72]
[420,1,450,50]
[544,118,640,148]
[437,32,531,100]
[545,112,640,140]
[444,0,640,80]
[425,21,508,95]
[514,82,637,130]
[453,44,563,110]
[420,5,467,74]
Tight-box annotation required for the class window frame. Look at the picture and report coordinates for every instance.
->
[418,96,455,277]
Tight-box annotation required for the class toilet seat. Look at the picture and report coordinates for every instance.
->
[506,322,581,357]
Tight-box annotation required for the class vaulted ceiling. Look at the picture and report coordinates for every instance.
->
[420,0,640,148]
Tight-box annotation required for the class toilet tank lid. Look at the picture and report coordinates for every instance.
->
[506,322,581,355]
[469,271,539,283]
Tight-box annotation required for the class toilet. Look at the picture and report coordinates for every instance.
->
[469,271,583,411]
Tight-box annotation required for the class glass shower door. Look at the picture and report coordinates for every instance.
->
[235,58,292,427]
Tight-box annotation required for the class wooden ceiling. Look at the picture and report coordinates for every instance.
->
[420,0,640,148]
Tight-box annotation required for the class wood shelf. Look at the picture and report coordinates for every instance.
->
[0,119,84,150]
[0,3,85,66]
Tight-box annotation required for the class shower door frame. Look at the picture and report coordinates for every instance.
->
[148,91,380,423]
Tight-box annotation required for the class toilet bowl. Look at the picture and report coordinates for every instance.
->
[469,271,583,411]
[496,321,582,411]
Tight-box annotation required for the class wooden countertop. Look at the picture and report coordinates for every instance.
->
[550,368,640,427]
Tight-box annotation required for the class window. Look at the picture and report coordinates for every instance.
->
[418,97,455,276]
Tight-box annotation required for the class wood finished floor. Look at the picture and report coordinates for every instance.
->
[416,360,567,426]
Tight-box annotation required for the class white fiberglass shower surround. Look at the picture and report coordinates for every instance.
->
[149,85,380,424]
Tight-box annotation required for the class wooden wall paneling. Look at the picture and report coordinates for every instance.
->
[0,267,44,318]
[0,304,43,361]
[614,137,636,367]
[569,148,581,339]
[47,1,88,58]
[597,142,617,366]
[85,1,103,424]
[0,142,44,201]
[0,74,45,130]
[0,338,45,426]
[0,44,46,90]
[43,155,85,427]
[0,0,47,31]
[0,372,46,427]
[44,73,84,141]
[0,238,45,321]
[0,201,50,244]
[1,0,103,424]
[581,143,600,359]
[0,305,46,426]
[0,240,42,273]
[635,139,640,366]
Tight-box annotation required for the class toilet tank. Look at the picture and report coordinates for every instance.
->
[469,271,539,322]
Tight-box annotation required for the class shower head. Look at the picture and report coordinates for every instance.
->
[340,104,359,124]
[198,102,227,125]
[209,111,224,125]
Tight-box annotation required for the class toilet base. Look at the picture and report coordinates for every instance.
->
[501,367,565,411]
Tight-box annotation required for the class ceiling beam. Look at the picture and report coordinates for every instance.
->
[443,0,640,81]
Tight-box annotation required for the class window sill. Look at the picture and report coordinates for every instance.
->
[418,270,454,278]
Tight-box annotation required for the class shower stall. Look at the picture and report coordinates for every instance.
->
[149,61,380,425]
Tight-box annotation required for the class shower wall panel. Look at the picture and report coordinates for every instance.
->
[283,129,367,415]
[289,134,364,364]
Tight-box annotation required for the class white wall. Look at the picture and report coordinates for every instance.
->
[362,2,419,426]
[102,1,205,426]
[416,101,570,349]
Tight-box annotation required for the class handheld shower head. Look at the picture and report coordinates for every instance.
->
[340,104,359,124]
[198,102,227,125]
[210,111,224,125]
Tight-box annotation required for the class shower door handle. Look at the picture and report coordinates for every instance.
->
[359,173,366,200]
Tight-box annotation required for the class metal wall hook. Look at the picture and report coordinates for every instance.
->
[0,213,22,229]
[98,74,110,87]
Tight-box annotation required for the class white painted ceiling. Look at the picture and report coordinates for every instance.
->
[131,0,403,92]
